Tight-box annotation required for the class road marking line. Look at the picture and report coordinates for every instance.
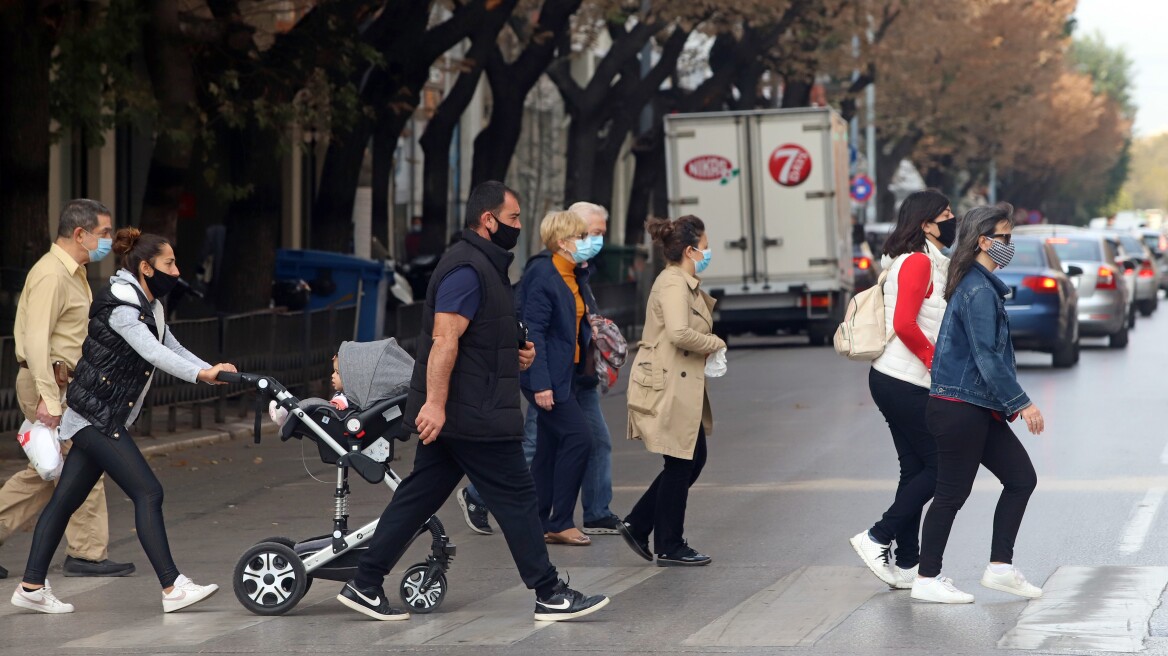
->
[1159,440,1168,465]
[378,566,659,646]
[998,566,1168,652]
[1118,487,1165,555]
[682,566,884,647]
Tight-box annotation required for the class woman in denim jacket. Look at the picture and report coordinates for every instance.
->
[910,204,1047,605]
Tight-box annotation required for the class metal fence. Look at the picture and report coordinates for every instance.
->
[0,280,642,436]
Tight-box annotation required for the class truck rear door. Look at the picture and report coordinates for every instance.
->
[665,113,753,287]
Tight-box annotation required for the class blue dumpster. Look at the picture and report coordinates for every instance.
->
[274,249,393,341]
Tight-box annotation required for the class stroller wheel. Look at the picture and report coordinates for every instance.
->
[234,541,309,616]
[400,563,447,614]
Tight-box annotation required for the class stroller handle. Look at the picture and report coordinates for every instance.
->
[215,371,294,443]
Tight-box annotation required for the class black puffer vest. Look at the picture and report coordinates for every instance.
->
[67,281,163,435]
[404,230,523,441]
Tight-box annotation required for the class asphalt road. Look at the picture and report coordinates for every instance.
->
[3,303,1168,655]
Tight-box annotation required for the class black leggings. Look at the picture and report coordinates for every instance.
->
[624,426,708,555]
[918,399,1037,578]
[24,426,179,588]
[867,368,938,568]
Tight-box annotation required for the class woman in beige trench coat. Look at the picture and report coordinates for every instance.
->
[616,215,726,567]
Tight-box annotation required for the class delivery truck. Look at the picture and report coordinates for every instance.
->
[664,107,853,345]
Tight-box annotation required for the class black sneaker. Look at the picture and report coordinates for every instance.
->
[656,543,711,567]
[616,521,653,562]
[456,487,493,535]
[337,580,410,620]
[582,514,623,535]
[534,579,610,621]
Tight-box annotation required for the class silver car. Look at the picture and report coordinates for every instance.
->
[1014,226,1130,349]
[1111,232,1160,316]
[1135,228,1168,292]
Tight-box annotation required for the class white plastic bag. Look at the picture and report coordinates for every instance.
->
[16,420,63,481]
[704,348,728,378]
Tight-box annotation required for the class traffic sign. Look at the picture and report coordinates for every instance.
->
[850,174,874,202]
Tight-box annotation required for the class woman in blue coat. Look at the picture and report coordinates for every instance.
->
[519,210,594,546]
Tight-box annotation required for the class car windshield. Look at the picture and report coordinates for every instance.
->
[1048,238,1102,262]
[1119,236,1145,256]
[1010,240,1046,268]
[1142,235,1161,252]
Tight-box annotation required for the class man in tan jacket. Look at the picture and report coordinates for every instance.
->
[0,199,134,579]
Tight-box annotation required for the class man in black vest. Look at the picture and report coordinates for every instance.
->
[337,181,609,622]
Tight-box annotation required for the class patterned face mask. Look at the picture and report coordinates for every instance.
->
[986,239,1015,269]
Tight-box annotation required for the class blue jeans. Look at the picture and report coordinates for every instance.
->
[468,384,615,523]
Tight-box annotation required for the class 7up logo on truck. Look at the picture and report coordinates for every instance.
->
[768,144,812,186]
[684,155,739,186]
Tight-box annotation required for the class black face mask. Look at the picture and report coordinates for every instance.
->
[489,216,521,251]
[144,269,180,299]
[935,219,958,248]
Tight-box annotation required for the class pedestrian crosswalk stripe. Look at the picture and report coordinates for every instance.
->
[377,566,661,646]
[998,566,1168,652]
[682,566,885,647]
[63,610,269,649]
[1118,488,1165,554]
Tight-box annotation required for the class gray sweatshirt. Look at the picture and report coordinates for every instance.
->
[60,270,212,440]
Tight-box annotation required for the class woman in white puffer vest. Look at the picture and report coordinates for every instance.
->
[849,190,956,590]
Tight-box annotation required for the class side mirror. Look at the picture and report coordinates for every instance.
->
[1065,265,1084,277]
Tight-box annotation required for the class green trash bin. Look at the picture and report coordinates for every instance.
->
[592,244,640,285]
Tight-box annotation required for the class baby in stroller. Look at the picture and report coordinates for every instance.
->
[228,338,456,616]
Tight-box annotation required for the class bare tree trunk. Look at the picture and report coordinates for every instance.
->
[216,127,283,312]
[0,2,55,273]
[138,0,197,241]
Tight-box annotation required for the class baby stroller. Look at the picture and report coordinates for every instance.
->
[220,339,455,616]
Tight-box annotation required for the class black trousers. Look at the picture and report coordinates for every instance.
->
[624,427,707,555]
[867,368,938,568]
[355,437,559,598]
[524,388,592,534]
[24,426,179,588]
[918,398,1038,578]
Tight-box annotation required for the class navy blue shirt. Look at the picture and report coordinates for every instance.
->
[434,265,481,320]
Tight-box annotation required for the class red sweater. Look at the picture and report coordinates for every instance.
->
[892,253,935,370]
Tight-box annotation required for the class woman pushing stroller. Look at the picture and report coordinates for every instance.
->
[12,229,234,615]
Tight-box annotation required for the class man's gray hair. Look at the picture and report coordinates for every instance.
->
[568,201,608,221]
[57,199,112,238]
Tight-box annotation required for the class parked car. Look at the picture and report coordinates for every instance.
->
[1134,228,1168,292]
[1110,232,1160,316]
[995,235,1079,368]
[1014,226,1130,349]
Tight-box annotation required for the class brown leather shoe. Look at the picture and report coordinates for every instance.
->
[544,529,592,546]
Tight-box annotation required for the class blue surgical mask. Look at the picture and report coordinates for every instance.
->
[692,248,712,274]
[586,235,604,259]
[571,239,591,264]
[88,237,113,263]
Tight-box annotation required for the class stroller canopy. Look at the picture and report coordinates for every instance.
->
[337,338,414,408]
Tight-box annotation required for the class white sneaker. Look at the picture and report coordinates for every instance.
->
[11,579,74,614]
[849,531,897,586]
[910,575,975,603]
[980,565,1043,599]
[162,574,219,613]
[890,564,918,590]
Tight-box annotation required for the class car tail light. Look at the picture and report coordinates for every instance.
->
[1139,260,1155,278]
[853,256,871,270]
[798,294,832,308]
[1160,235,1168,252]
[1096,266,1117,289]
[1022,276,1059,293]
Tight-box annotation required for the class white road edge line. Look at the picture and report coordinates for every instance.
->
[1118,487,1165,555]
[1159,440,1168,465]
